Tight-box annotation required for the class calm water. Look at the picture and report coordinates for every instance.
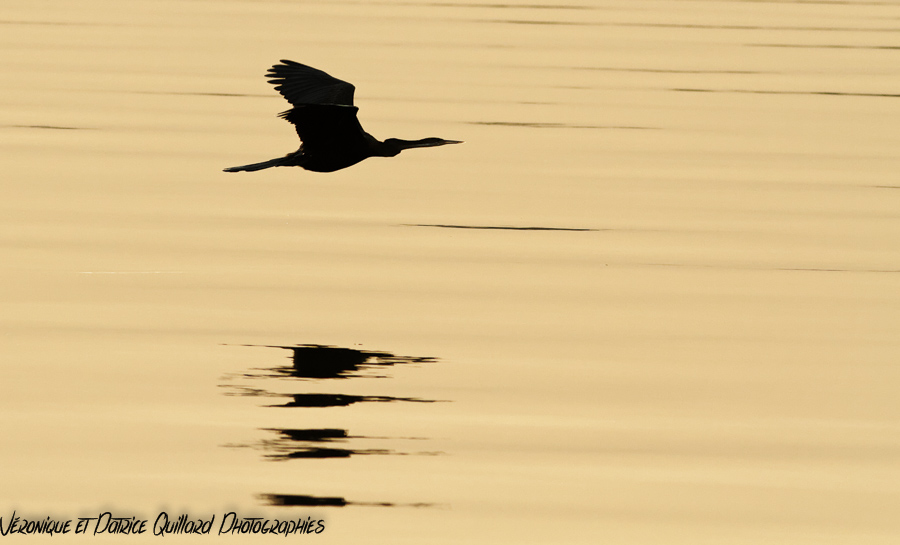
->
[2,0,899,543]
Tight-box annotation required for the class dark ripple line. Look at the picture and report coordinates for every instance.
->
[0,19,113,26]
[313,0,897,9]
[135,91,272,98]
[483,19,900,32]
[331,0,594,9]
[260,493,437,508]
[648,262,900,274]
[738,1,897,5]
[672,88,900,98]
[407,223,601,232]
[774,267,900,273]
[468,121,655,129]
[172,92,268,97]
[575,66,765,75]
[390,1,593,8]
[7,124,90,130]
[752,43,900,50]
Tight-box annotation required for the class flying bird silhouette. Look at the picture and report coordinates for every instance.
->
[224,60,462,173]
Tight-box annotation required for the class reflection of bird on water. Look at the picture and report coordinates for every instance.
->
[224,60,462,173]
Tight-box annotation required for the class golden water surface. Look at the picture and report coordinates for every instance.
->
[2,0,899,543]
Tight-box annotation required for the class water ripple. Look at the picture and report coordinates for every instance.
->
[467,121,655,130]
[407,223,601,232]
[672,88,900,98]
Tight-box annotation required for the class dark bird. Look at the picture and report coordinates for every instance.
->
[224,60,462,173]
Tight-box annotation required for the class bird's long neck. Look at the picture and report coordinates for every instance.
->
[374,137,459,157]
[373,139,418,157]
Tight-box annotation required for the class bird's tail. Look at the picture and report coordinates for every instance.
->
[223,157,286,172]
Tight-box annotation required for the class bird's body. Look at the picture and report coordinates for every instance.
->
[224,60,461,173]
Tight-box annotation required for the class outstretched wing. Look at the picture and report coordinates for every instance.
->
[278,104,367,149]
[267,60,355,106]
